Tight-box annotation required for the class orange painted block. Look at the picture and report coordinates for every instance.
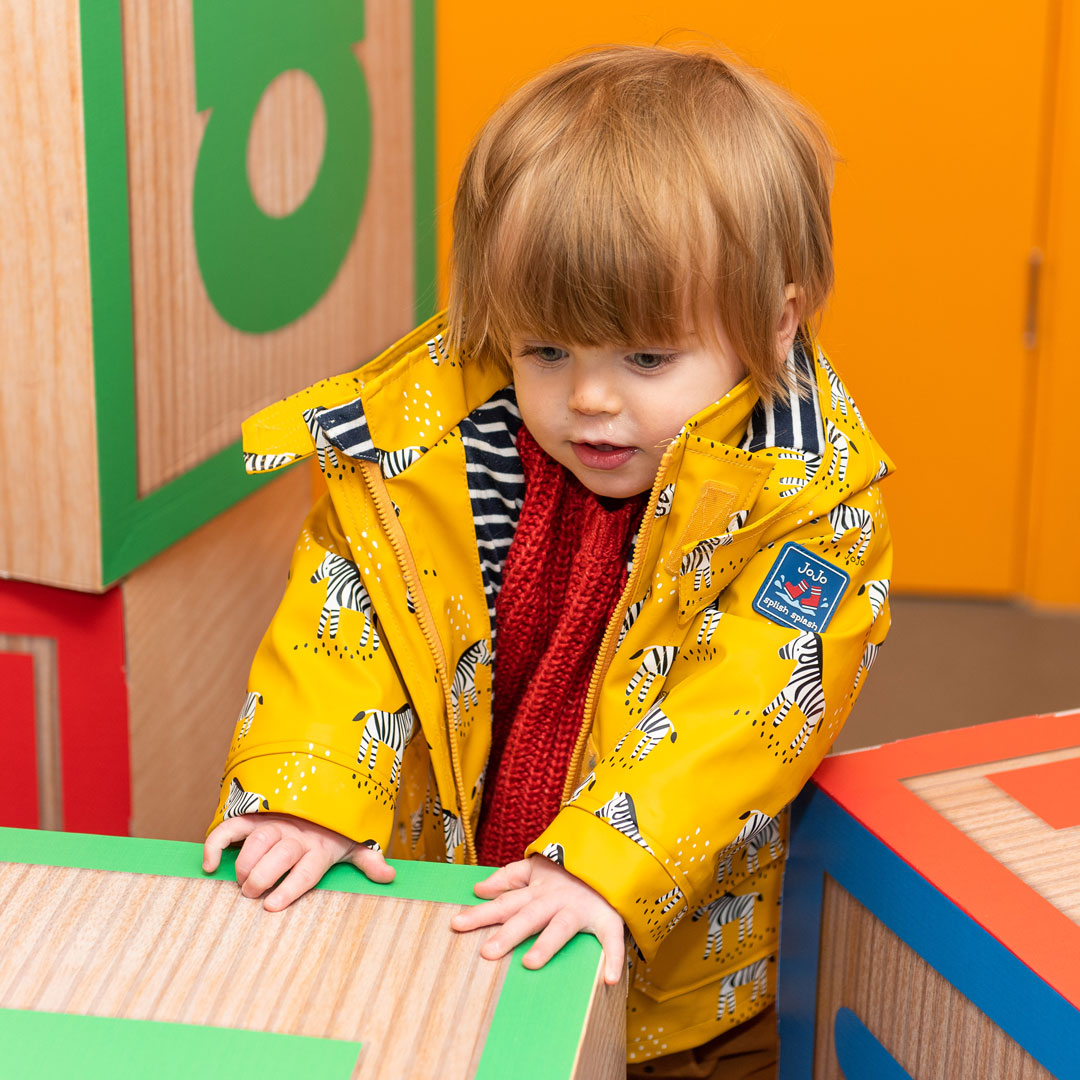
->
[987,756,1080,830]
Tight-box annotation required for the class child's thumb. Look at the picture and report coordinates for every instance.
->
[350,841,396,884]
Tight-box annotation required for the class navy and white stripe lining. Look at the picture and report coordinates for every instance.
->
[314,396,380,462]
[458,388,525,640]
[741,335,824,455]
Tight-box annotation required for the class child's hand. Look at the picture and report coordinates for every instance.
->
[449,856,625,984]
[202,812,394,911]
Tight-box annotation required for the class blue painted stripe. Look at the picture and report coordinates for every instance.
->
[778,785,1080,1079]
[833,1008,913,1080]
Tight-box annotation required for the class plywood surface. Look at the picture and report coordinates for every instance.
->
[122,0,416,496]
[0,860,507,1079]
[815,875,1053,1080]
[904,745,1080,923]
[0,0,99,588]
[125,466,313,842]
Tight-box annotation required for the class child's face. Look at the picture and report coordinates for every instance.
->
[509,325,747,498]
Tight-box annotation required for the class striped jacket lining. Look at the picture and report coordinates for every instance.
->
[740,335,824,456]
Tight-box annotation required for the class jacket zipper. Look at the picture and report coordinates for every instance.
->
[357,460,477,865]
[560,445,679,805]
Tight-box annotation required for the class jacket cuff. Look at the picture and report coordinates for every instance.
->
[526,804,688,963]
[207,744,397,852]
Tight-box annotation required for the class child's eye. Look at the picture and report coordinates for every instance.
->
[519,345,567,363]
[628,352,677,370]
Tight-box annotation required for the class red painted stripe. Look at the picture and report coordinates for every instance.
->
[1,652,38,829]
[0,580,130,835]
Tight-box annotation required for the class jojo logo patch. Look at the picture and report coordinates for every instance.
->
[752,542,849,633]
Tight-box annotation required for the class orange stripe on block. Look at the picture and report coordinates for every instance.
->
[986,756,1080,830]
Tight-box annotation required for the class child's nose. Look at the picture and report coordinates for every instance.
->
[568,374,619,416]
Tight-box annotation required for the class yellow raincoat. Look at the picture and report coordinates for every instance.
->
[209,312,893,1062]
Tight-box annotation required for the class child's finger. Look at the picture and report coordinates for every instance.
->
[350,844,396,884]
[263,849,333,911]
[521,910,581,971]
[240,836,305,899]
[233,824,284,885]
[479,902,552,961]
[202,816,257,871]
[450,887,531,933]
[594,913,627,985]
[473,859,532,899]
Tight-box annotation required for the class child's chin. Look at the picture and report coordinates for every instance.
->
[574,468,652,501]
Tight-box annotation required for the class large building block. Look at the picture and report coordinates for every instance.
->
[779,713,1080,1079]
[0,0,433,590]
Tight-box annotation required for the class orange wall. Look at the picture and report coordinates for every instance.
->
[435,2,1058,599]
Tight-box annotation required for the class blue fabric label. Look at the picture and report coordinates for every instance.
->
[752,542,848,633]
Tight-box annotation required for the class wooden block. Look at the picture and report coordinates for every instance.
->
[0,828,626,1079]
[0,0,434,590]
[778,713,1080,1079]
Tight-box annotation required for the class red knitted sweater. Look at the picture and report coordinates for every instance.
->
[475,426,648,867]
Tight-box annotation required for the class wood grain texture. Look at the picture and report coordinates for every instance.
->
[0,862,509,1079]
[903,746,1080,923]
[571,965,627,1080]
[121,0,416,497]
[0,634,60,829]
[0,0,100,588]
[815,875,1053,1079]
[125,466,313,842]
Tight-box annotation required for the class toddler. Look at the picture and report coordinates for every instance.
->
[204,42,893,1078]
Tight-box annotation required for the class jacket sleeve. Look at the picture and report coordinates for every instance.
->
[526,481,892,961]
[207,491,416,850]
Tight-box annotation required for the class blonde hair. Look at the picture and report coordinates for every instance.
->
[446,43,837,403]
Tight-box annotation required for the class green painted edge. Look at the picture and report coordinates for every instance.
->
[80,0,433,587]
[412,0,437,324]
[475,934,603,1080]
[0,1009,361,1078]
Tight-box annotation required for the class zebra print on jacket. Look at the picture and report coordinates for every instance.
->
[852,640,880,695]
[715,809,778,883]
[541,842,565,866]
[352,703,417,787]
[692,890,762,958]
[310,552,379,644]
[616,593,648,652]
[716,957,771,1018]
[426,333,449,366]
[745,816,784,872]
[594,791,654,854]
[568,771,596,803]
[236,692,263,739]
[431,789,464,862]
[625,646,678,703]
[377,446,425,479]
[763,632,826,759]
[819,353,865,429]
[654,484,675,517]
[223,777,269,819]
[302,407,343,473]
[244,451,298,474]
[823,419,853,484]
[858,578,890,621]
[613,695,677,762]
[450,639,493,722]
[827,503,874,560]
[775,450,823,499]
[697,599,723,645]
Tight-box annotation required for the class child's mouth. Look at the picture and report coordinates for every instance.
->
[571,442,637,470]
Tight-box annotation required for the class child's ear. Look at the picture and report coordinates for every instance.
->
[777,283,801,360]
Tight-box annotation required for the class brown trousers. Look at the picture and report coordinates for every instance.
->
[626,1006,778,1080]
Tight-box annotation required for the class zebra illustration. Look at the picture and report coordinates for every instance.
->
[625,646,678,703]
[301,407,342,472]
[441,807,464,862]
[692,891,762,958]
[823,419,855,484]
[873,459,889,482]
[656,885,684,917]
[716,958,771,1018]
[679,511,748,591]
[613,696,676,762]
[852,641,881,696]
[763,632,826,759]
[405,584,416,615]
[594,791,654,854]
[747,819,784,872]
[858,578,891,621]
[541,842,565,866]
[828,503,874,560]
[819,354,865,429]
[426,333,449,366]
[223,777,269,819]
[775,450,823,498]
[697,599,724,646]
[243,451,298,474]
[450,640,493,720]
[352,703,418,787]
[716,809,779,883]
[654,484,675,518]
[377,446,425,479]
[236,692,263,740]
[471,761,488,800]
[410,806,424,847]
[310,552,380,644]
[568,771,596,803]
[616,593,648,652]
